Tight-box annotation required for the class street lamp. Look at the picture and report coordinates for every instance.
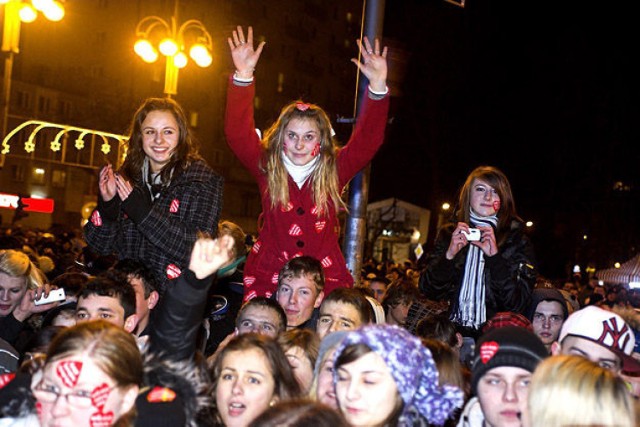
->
[1,0,64,167]
[133,6,213,98]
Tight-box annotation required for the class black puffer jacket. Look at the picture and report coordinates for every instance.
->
[419,219,537,325]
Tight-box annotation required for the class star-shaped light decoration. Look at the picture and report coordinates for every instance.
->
[50,140,61,152]
[101,142,111,154]
[24,141,36,153]
[75,138,85,150]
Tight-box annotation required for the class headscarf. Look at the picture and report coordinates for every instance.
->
[333,324,464,426]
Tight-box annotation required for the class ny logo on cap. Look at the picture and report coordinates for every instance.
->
[598,317,631,352]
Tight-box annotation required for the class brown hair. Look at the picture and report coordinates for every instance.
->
[45,320,143,426]
[261,101,344,216]
[278,329,321,370]
[277,256,325,294]
[210,333,302,423]
[455,165,519,242]
[120,97,201,185]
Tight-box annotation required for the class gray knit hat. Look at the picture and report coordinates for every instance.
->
[333,324,464,426]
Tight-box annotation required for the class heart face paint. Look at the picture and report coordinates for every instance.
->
[311,143,320,157]
[89,410,114,427]
[493,200,501,212]
[56,360,83,388]
[91,383,111,411]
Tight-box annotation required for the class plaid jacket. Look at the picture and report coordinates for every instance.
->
[83,160,223,294]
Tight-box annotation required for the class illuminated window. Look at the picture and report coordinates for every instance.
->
[32,168,46,185]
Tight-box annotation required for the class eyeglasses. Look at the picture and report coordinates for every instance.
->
[32,381,116,408]
[532,313,564,325]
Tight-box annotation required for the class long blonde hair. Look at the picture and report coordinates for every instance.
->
[261,101,344,216]
[527,355,635,427]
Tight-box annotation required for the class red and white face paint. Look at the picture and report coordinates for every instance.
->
[311,143,321,157]
[56,360,83,388]
[36,357,135,427]
[470,179,501,217]
[282,118,321,166]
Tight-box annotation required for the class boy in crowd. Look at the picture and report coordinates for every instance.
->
[316,288,372,339]
[75,273,138,334]
[275,256,325,330]
[112,259,160,337]
[551,305,640,375]
[526,287,568,353]
[458,326,547,427]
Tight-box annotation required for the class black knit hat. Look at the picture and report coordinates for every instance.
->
[471,326,547,394]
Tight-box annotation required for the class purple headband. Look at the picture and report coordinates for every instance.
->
[332,324,464,426]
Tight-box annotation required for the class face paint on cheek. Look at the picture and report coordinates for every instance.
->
[311,143,320,157]
[493,200,501,211]
[91,383,111,411]
[89,410,114,427]
[35,402,43,416]
[56,360,83,388]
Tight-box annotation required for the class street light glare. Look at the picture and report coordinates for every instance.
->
[19,4,37,23]
[43,1,64,22]
[190,44,212,67]
[134,39,158,63]
[173,52,187,69]
[31,0,52,11]
[159,38,178,56]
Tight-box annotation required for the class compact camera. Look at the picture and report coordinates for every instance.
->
[462,228,481,241]
[34,288,66,306]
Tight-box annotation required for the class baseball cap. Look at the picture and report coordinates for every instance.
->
[558,305,640,374]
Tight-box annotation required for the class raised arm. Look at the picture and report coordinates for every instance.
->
[227,25,266,80]
[352,36,388,92]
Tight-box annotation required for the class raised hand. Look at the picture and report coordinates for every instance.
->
[98,164,117,202]
[189,235,235,280]
[352,36,388,93]
[115,173,134,201]
[227,26,266,79]
[472,225,498,257]
[446,222,471,260]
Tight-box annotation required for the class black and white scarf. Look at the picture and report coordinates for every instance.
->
[450,211,498,329]
[142,157,172,201]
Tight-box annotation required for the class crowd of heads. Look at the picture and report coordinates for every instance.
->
[3,222,640,427]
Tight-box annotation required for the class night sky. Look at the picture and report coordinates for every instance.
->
[367,0,639,279]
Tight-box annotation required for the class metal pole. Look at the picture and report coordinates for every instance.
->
[342,0,386,286]
[1,0,21,167]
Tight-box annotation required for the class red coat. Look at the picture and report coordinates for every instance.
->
[225,79,390,300]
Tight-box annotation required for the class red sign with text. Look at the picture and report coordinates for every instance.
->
[0,193,55,213]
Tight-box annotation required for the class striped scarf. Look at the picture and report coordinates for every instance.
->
[450,211,498,329]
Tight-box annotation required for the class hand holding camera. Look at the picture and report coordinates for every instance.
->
[461,228,481,241]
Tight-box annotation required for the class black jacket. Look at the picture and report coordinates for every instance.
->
[419,219,537,327]
[83,160,223,294]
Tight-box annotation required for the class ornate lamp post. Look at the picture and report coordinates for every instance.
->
[0,0,64,166]
[133,2,213,98]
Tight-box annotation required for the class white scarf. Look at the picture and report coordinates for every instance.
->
[282,153,319,188]
[450,211,498,329]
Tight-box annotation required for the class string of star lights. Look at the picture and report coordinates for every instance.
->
[1,120,128,163]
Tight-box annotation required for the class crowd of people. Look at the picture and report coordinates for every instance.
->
[1,24,639,427]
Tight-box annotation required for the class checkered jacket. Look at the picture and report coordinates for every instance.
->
[83,160,223,294]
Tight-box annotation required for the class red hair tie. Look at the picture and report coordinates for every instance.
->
[295,102,311,111]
